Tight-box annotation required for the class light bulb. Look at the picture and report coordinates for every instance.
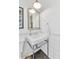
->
[29,9,36,13]
[33,2,41,9]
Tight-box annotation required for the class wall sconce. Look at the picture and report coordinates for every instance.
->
[33,0,42,9]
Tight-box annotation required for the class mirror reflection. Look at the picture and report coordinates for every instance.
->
[28,8,40,30]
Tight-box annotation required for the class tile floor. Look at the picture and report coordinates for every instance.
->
[25,50,49,59]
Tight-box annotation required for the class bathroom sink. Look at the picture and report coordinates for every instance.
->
[25,31,49,46]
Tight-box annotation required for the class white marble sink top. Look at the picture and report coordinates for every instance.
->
[25,31,49,46]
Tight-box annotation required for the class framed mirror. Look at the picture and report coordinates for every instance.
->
[27,8,40,30]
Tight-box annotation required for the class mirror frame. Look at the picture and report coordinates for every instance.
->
[27,8,40,30]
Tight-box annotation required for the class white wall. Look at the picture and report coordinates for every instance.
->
[40,0,60,59]
[19,0,60,59]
